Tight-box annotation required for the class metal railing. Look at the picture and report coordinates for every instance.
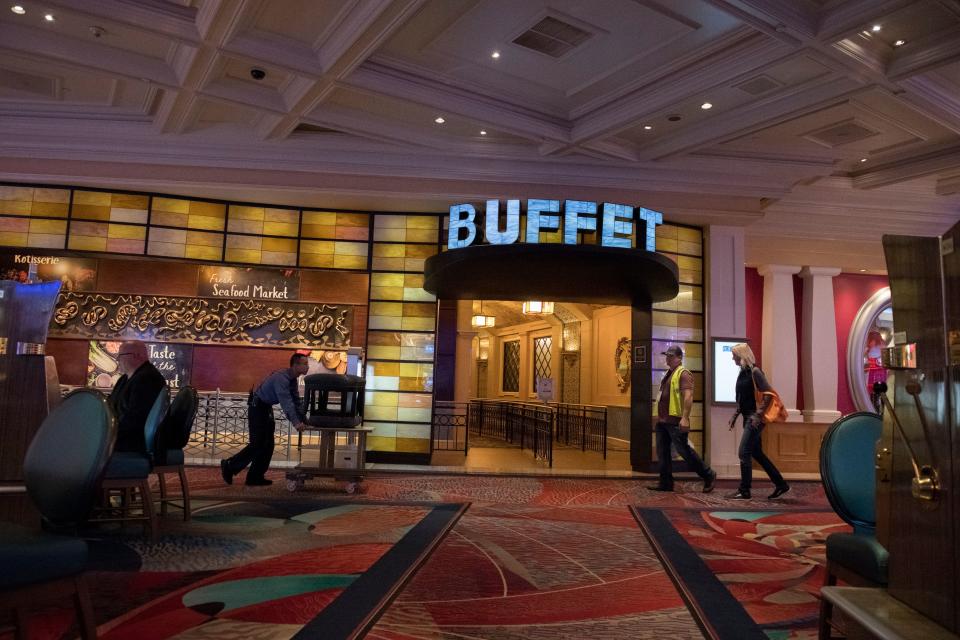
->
[189,390,296,458]
[467,399,554,466]
[431,401,469,453]
[551,402,608,459]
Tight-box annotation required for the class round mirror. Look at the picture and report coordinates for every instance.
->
[846,287,894,413]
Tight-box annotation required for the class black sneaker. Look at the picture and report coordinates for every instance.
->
[703,470,717,493]
[729,490,751,500]
[768,485,790,500]
[648,485,673,492]
[220,460,233,485]
[245,478,274,487]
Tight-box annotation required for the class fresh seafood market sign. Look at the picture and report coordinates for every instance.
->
[446,200,664,251]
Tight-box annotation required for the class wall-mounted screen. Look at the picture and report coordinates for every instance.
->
[713,338,747,405]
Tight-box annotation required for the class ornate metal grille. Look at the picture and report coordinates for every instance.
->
[502,340,520,392]
[532,336,552,391]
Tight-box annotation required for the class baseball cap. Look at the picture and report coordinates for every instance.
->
[661,345,683,358]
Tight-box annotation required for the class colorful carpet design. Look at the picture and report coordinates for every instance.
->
[634,508,849,640]
[8,498,464,640]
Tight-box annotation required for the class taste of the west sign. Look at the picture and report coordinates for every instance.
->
[447,199,664,251]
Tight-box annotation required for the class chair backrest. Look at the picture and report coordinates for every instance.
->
[160,385,198,451]
[820,411,882,535]
[144,387,170,460]
[24,388,116,525]
[303,374,365,419]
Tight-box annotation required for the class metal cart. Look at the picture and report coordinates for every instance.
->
[285,373,370,493]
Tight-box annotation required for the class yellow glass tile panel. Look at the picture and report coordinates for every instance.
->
[107,224,146,240]
[148,241,186,258]
[367,331,400,346]
[262,221,298,236]
[406,245,438,259]
[302,211,338,226]
[370,302,402,317]
[539,229,564,244]
[189,201,226,218]
[300,239,334,255]
[30,202,68,217]
[71,204,112,221]
[677,226,702,243]
[401,316,435,331]
[403,288,435,302]
[372,273,404,288]
[394,437,430,454]
[302,224,335,238]
[406,216,439,230]
[69,235,107,252]
[656,224,678,240]
[151,211,189,228]
[370,285,403,300]
[152,197,190,214]
[27,234,65,249]
[404,228,437,243]
[186,214,225,231]
[226,234,261,250]
[265,207,298,224]
[149,227,187,244]
[373,227,406,242]
[337,213,367,226]
[0,200,31,216]
[403,274,424,288]
[299,253,334,268]
[365,405,399,421]
[678,240,702,256]
[112,194,149,210]
[228,219,263,234]
[0,217,29,232]
[366,392,399,406]
[0,186,33,200]
[374,215,407,229]
[366,435,397,451]
[656,237,678,253]
[186,230,222,247]
[370,362,400,377]
[367,345,401,359]
[224,248,262,263]
[0,231,28,245]
[106,238,145,254]
[398,408,432,422]
[373,244,405,258]
[185,244,222,260]
[109,208,148,224]
[398,393,432,409]
[371,257,405,271]
[73,191,112,206]
[402,302,435,317]
[259,251,296,266]
[369,315,402,330]
[32,189,67,204]
[332,254,367,269]
[261,237,297,253]
[400,362,432,379]
[334,241,367,256]
[29,219,68,234]
[229,206,264,221]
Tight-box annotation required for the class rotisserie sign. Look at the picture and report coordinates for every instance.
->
[198,266,300,301]
[0,250,97,291]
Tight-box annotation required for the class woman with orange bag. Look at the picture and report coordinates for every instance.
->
[727,343,790,500]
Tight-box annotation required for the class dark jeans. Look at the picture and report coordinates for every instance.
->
[655,421,712,489]
[226,402,275,481]
[738,416,786,491]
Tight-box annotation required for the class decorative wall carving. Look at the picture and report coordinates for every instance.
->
[50,292,352,348]
[561,351,580,403]
[615,336,631,392]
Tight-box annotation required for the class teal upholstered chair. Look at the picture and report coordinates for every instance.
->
[97,387,169,540]
[153,385,198,521]
[818,411,888,640]
[0,388,115,639]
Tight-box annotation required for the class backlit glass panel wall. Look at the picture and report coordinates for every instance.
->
[69,190,149,254]
[651,223,705,455]
[0,186,70,248]
[365,214,439,454]
[226,205,299,266]
[299,211,369,269]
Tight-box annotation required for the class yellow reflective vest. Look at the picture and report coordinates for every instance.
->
[667,365,689,417]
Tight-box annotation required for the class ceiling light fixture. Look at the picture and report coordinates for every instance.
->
[860,157,868,162]
[44,12,54,21]
[471,301,495,328]
[701,102,713,110]
[11,5,25,14]
[643,125,653,130]
[480,130,487,135]
[859,269,867,272]
[434,116,445,124]
[491,51,500,59]
[894,39,905,46]
[522,301,554,316]
[871,24,881,32]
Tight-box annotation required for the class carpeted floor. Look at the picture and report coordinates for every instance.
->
[5,469,836,639]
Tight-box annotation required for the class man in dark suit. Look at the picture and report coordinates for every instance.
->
[108,340,167,453]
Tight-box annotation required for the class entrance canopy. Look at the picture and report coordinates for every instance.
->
[423,244,679,305]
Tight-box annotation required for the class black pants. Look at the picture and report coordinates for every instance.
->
[655,421,711,489]
[738,416,786,491]
[226,401,275,481]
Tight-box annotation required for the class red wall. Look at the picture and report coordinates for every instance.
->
[744,268,888,417]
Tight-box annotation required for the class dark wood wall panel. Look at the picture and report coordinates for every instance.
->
[190,346,294,392]
[46,338,91,386]
[300,271,369,304]
[96,257,199,295]
[353,306,368,348]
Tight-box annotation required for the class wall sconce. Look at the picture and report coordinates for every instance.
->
[522,300,554,315]
[471,300,495,328]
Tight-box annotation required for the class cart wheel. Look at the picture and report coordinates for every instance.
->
[345,482,359,494]
[286,479,299,493]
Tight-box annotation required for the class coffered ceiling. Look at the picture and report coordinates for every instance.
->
[1,0,959,270]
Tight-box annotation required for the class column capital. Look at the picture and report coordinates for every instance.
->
[799,266,842,278]
[757,264,801,277]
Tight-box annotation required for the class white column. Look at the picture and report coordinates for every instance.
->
[757,264,801,421]
[799,266,842,422]
[706,226,747,475]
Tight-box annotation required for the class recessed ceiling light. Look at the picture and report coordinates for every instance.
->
[480,130,487,135]
[871,24,881,32]
[860,157,868,162]
[701,102,713,110]
[10,5,25,14]
[434,116,445,124]
[643,125,653,130]
[894,39,905,46]
[859,269,867,272]
[44,13,54,21]
[491,51,500,59]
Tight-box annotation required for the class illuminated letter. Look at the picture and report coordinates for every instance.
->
[637,207,663,252]
[448,204,477,249]
[601,203,633,248]
[484,199,520,245]
[563,200,597,245]
[525,199,560,244]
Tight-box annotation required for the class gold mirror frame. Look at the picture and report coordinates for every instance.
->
[615,336,631,392]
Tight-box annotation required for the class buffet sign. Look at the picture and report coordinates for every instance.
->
[88,340,192,389]
[0,250,97,292]
[198,265,300,301]
[447,199,664,251]
[51,292,352,349]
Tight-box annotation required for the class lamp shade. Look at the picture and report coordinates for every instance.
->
[471,314,496,328]
[522,301,554,315]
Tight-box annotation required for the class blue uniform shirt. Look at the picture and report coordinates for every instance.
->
[255,368,302,424]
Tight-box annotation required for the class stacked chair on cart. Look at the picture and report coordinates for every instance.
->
[0,389,116,639]
[817,411,889,640]
[153,385,199,521]
[93,388,169,541]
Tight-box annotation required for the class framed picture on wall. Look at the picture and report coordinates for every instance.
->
[711,338,747,405]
